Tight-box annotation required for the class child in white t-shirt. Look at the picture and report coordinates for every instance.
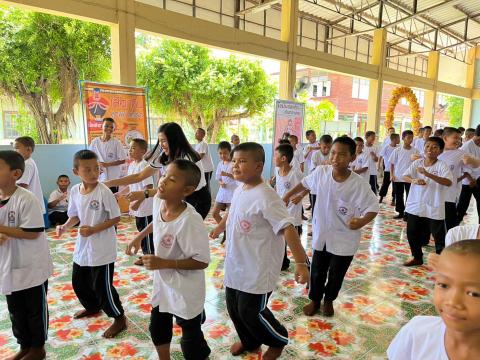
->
[364,131,379,194]
[116,138,154,266]
[309,134,333,214]
[402,137,453,267]
[89,117,126,191]
[389,130,419,220]
[194,128,214,191]
[288,134,305,172]
[0,150,53,360]
[284,137,379,318]
[413,125,432,154]
[210,142,309,359]
[388,240,480,360]
[351,137,370,182]
[13,136,46,214]
[379,133,400,204]
[48,174,70,226]
[274,144,305,271]
[57,150,126,338]
[212,141,237,245]
[126,159,211,360]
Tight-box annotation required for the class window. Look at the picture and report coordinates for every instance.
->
[400,89,425,107]
[3,112,20,140]
[311,80,331,97]
[352,78,369,100]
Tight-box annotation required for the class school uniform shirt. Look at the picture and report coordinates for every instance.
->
[350,152,370,181]
[68,182,121,267]
[275,167,304,226]
[0,187,53,295]
[438,149,465,203]
[445,224,479,247]
[147,147,207,191]
[379,144,397,172]
[151,199,210,320]
[311,151,330,169]
[387,316,448,360]
[16,157,45,214]
[224,183,294,294]
[48,188,69,215]
[194,140,214,173]
[215,161,238,204]
[127,160,154,218]
[414,137,426,154]
[364,144,379,176]
[293,148,305,168]
[303,142,320,173]
[388,146,419,182]
[89,137,127,182]
[302,166,379,256]
[460,139,480,185]
[403,159,453,220]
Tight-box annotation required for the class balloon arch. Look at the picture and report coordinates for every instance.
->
[385,86,421,135]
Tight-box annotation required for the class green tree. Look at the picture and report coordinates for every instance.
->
[445,96,464,127]
[137,40,276,142]
[298,90,336,134]
[0,7,111,143]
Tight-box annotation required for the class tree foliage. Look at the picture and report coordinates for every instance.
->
[445,96,464,128]
[0,7,111,143]
[137,40,276,142]
[298,90,336,134]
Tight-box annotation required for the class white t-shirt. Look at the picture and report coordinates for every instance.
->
[303,142,320,173]
[403,159,453,220]
[147,146,207,191]
[127,160,154,218]
[275,167,304,226]
[311,151,330,169]
[215,161,238,204]
[350,152,370,181]
[195,140,214,172]
[68,182,121,266]
[414,137,426,154]
[460,139,480,185]
[438,149,465,203]
[89,137,127,182]
[302,166,379,256]
[387,316,448,360]
[389,146,419,182]
[0,187,53,295]
[151,199,210,320]
[293,148,305,167]
[445,224,479,246]
[16,158,46,214]
[364,144,379,176]
[48,188,69,214]
[380,144,397,172]
[224,183,293,294]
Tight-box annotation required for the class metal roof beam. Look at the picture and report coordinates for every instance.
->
[329,1,380,25]
[235,0,281,16]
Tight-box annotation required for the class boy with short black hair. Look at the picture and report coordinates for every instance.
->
[210,142,309,360]
[388,240,480,360]
[284,137,379,318]
[89,117,126,193]
[414,125,432,154]
[364,131,379,194]
[465,127,475,141]
[57,149,126,338]
[0,150,53,360]
[274,143,305,270]
[309,134,333,212]
[231,134,240,149]
[48,174,71,226]
[351,137,370,182]
[194,128,214,192]
[13,136,46,215]
[379,133,400,204]
[403,137,453,266]
[116,138,154,266]
[126,159,211,360]
[389,130,419,220]
[439,127,466,231]
[288,134,305,172]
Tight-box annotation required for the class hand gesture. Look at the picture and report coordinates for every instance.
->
[391,175,397,182]
[348,217,364,230]
[127,191,145,202]
[282,195,290,206]
[462,154,477,167]
[125,236,142,256]
[59,192,68,201]
[370,151,376,158]
[470,178,477,188]
[142,255,166,270]
[294,264,309,284]
[0,233,9,245]
[56,225,66,237]
[79,226,95,237]
[411,154,422,161]
[209,226,223,239]
[291,194,303,205]
[129,200,141,211]
[414,179,427,186]
[417,167,427,175]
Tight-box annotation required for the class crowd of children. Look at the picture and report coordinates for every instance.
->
[1,118,480,360]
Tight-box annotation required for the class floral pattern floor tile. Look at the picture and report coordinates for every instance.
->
[1,197,476,359]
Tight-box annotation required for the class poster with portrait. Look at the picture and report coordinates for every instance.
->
[273,99,304,149]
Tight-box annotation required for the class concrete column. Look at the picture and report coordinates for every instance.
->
[462,47,480,128]
[279,0,298,100]
[423,51,440,127]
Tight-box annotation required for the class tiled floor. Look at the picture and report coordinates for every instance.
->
[0,197,473,359]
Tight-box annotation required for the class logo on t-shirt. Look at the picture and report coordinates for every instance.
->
[8,211,15,224]
[89,200,100,211]
[284,181,291,189]
[338,206,348,216]
[160,234,174,248]
[239,220,252,233]
[107,152,114,159]
[431,170,438,175]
